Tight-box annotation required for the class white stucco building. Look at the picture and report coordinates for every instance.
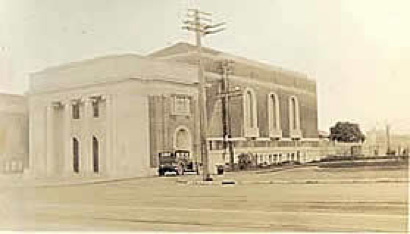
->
[29,54,199,178]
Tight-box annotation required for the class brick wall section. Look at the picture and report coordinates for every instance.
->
[157,51,319,139]
[155,52,317,93]
[205,74,319,139]
[148,95,200,168]
[206,78,245,138]
[148,43,319,164]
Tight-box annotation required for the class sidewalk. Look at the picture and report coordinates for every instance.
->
[0,173,146,188]
[176,166,409,186]
[176,176,410,186]
[1,164,407,188]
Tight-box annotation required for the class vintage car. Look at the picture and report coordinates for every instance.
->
[158,150,199,176]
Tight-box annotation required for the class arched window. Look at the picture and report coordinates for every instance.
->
[93,136,99,173]
[174,126,192,153]
[244,88,257,129]
[289,96,300,130]
[73,137,79,173]
[268,93,280,130]
[246,91,253,127]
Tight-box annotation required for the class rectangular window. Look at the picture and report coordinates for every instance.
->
[72,103,80,119]
[93,101,99,118]
[173,95,191,115]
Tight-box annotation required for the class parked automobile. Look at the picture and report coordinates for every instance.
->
[158,150,199,176]
[158,151,179,176]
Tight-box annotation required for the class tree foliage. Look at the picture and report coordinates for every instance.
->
[329,122,366,143]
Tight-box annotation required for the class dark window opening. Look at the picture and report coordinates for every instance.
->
[93,136,99,173]
[93,101,99,118]
[72,104,80,119]
[73,138,79,173]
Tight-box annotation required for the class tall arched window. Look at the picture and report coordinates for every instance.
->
[246,91,253,128]
[93,136,99,173]
[73,137,79,173]
[244,88,257,129]
[268,93,280,131]
[289,96,300,130]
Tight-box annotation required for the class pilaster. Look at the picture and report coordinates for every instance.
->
[63,101,73,175]
[46,104,55,176]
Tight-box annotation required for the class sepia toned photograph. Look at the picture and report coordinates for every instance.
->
[0,0,409,232]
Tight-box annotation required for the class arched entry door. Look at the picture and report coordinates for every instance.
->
[93,136,99,173]
[174,127,192,154]
[73,137,79,173]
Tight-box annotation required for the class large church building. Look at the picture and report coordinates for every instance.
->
[28,43,321,178]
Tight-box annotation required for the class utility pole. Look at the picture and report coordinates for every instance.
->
[374,125,379,156]
[183,9,225,181]
[216,60,242,171]
[386,123,391,155]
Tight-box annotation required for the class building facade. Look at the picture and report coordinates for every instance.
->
[0,93,28,174]
[29,54,200,178]
[150,43,321,172]
[29,43,322,178]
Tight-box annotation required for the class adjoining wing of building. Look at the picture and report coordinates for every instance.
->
[0,93,28,174]
[24,42,326,178]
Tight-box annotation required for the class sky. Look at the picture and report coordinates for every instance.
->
[0,0,409,134]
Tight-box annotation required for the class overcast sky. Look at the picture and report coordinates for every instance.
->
[0,0,409,134]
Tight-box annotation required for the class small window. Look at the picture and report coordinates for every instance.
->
[93,101,99,118]
[173,95,191,115]
[72,103,80,119]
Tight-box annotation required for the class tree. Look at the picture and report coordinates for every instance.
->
[329,122,366,143]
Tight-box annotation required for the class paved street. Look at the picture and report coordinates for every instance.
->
[0,166,408,232]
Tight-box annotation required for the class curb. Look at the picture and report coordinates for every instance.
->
[176,178,409,186]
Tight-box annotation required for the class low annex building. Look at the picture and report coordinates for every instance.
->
[28,43,322,178]
[0,93,28,174]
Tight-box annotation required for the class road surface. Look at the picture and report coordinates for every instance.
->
[0,166,408,232]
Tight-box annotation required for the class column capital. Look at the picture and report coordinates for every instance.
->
[100,94,111,101]
[90,95,103,103]
[46,105,54,111]
[49,101,62,108]
[81,97,93,104]
[60,100,71,106]
[62,99,81,105]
